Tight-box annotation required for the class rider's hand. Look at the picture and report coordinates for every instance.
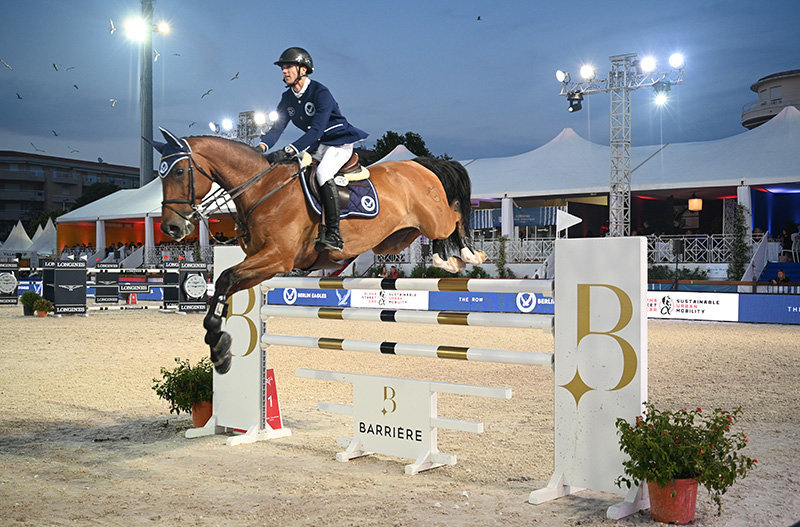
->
[266,147,294,165]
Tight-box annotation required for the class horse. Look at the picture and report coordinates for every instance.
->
[147,128,485,374]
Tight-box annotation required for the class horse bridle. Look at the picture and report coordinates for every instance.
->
[160,143,301,240]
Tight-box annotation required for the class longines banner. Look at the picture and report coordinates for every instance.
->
[647,291,739,321]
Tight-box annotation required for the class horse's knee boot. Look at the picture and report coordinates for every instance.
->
[315,179,343,252]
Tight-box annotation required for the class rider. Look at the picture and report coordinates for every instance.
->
[257,47,368,252]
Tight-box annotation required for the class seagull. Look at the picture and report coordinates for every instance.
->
[476,16,481,20]
[188,122,197,128]
[201,89,212,98]
[109,98,117,107]
[60,64,75,71]
[109,19,116,35]
[73,84,79,89]
[153,49,160,62]
[31,143,45,152]
[231,71,239,81]
[53,63,59,71]
[52,130,58,136]
[16,92,22,99]
[173,53,181,56]
[68,146,79,153]
[0,59,12,70]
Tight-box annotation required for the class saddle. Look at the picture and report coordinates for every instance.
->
[303,152,370,207]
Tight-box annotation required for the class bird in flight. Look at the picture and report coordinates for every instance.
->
[109,19,116,34]
[31,143,45,152]
[188,122,197,128]
[231,72,239,81]
[53,63,59,71]
[61,64,75,71]
[68,147,79,153]
[476,16,481,20]
[52,130,58,136]
[1,59,12,70]
[173,53,181,57]
[109,98,117,107]
[73,84,79,89]
[153,49,160,62]
[201,89,212,98]
[16,92,22,99]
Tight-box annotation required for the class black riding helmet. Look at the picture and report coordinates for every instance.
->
[274,47,314,74]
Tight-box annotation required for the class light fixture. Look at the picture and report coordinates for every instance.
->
[579,64,595,80]
[688,192,703,211]
[209,121,220,133]
[253,112,267,126]
[653,81,671,105]
[221,119,233,131]
[640,56,657,72]
[669,53,685,69]
[567,91,583,112]
[555,70,570,83]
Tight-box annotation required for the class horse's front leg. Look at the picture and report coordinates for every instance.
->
[204,267,236,374]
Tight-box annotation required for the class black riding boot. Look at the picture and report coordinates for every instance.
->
[315,179,344,252]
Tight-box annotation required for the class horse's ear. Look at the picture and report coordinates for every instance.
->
[143,136,167,154]
[159,127,185,151]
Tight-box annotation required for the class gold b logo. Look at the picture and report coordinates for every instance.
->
[561,284,638,406]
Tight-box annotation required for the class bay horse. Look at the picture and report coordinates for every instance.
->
[148,128,485,374]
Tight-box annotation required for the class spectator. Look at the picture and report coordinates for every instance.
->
[771,269,790,285]
[387,265,400,279]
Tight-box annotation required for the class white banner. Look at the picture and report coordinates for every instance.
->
[350,290,429,310]
[647,291,739,321]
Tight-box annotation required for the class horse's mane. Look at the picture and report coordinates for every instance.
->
[411,157,472,228]
[188,135,264,157]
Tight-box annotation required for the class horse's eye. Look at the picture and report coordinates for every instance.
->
[174,168,185,177]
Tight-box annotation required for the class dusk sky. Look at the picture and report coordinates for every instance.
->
[2,0,799,169]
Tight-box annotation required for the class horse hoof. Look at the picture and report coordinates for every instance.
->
[210,332,233,374]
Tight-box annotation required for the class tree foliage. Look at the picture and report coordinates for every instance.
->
[727,204,750,280]
[73,182,120,209]
[364,130,452,164]
[26,209,67,237]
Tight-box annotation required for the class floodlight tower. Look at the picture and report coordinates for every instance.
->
[556,53,686,236]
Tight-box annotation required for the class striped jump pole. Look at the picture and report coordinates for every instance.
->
[261,276,554,296]
[261,305,554,331]
[262,334,554,368]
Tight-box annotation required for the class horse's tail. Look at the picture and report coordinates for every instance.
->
[412,157,474,254]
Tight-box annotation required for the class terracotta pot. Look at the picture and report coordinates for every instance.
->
[35,311,48,318]
[190,400,213,428]
[647,478,699,525]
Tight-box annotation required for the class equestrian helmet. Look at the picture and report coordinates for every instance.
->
[274,47,313,74]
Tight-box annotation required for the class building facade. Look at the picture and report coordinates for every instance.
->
[741,69,800,129]
[0,151,140,239]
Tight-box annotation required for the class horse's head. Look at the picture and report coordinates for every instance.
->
[145,128,214,241]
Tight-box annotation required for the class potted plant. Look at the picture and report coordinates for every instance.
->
[615,402,757,524]
[32,298,53,317]
[20,290,42,316]
[152,356,213,427]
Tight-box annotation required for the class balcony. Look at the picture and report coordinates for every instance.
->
[0,189,45,202]
[741,98,800,129]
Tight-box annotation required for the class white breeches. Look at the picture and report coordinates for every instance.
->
[313,143,354,185]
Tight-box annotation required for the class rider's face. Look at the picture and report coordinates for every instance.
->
[281,63,304,86]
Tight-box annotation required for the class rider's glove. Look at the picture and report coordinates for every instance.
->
[266,145,298,165]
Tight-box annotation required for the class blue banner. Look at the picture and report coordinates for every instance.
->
[265,288,554,314]
[738,294,800,324]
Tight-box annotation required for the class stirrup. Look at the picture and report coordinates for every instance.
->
[315,225,343,252]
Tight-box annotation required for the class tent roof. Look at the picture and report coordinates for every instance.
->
[28,218,58,255]
[58,177,164,223]
[0,220,33,255]
[370,145,418,165]
[467,106,800,199]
